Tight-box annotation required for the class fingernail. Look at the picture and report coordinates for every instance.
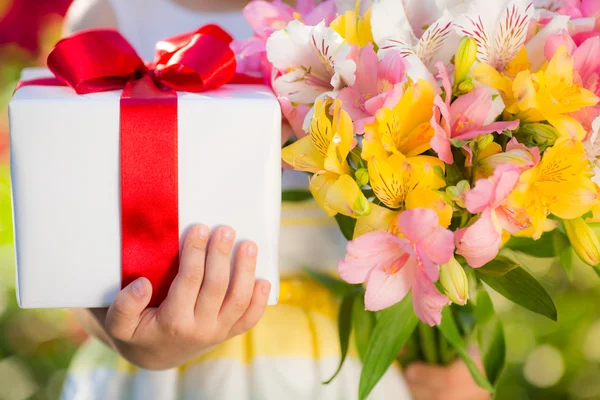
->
[221,227,234,242]
[132,279,146,298]
[246,242,257,257]
[261,282,271,295]
[197,225,209,240]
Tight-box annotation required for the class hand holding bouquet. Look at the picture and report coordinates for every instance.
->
[235,0,600,397]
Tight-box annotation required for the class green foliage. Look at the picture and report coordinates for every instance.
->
[477,264,558,321]
[324,293,356,384]
[335,213,357,241]
[474,288,506,386]
[359,295,418,400]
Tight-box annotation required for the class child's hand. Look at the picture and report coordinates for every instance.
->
[90,225,271,370]
[405,360,491,400]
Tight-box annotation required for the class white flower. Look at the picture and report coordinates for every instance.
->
[371,0,468,69]
[455,0,534,71]
[266,20,356,105]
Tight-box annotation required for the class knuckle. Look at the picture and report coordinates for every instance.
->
[111,297,131,319]
[203,275,229,296]
[180,269,203,287]
[163,320,192,339]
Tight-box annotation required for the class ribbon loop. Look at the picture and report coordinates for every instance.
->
[47,30,146,94]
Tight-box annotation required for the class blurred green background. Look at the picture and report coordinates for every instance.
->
[0,0,599,399]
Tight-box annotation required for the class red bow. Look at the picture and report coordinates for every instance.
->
[17,26,255,306]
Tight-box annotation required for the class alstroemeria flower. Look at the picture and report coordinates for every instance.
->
[371,0,467,71]
[509,138,600,238]
[456,165,522,267]
[430,63,520,164]
[337,45,408,133]
[266,20,356,105]
[362,78,436,157]
[282,99,370,217]
[455,0,534,71]
[513,46,600,140]
[535,0,600,44]
[339,208,454,325]
[233,0,337,76]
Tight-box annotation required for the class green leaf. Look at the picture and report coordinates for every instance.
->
[477,255,520,277]
[303,268,360,297]
[474,289,505,386]
[352,296,375,363]
[503,232,556,257]
[359,296,419,400]
[439,308,495,393]
[476,267,557,321]
[282,189,313,202]
[418,323,439,364]
[335,213,357,241]
[324,294,355,384]
[552,229,574,281]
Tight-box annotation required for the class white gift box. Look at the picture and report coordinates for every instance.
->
[10,68,281,308]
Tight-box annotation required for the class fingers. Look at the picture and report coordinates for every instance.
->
[105,277,152,342]
[219,241,258,326]
[160,225,210,319]
[229,280,271,337]
[195,226,236,319]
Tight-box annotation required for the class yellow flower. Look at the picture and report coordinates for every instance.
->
[363,79,436,157]
[330,3,373,47]
[513,46,600,140]
[508,138,599,238]
[282,99,371,217]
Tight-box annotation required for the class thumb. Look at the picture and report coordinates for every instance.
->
[105,277,152,342]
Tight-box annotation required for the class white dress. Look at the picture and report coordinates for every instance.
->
[60,1,413,399]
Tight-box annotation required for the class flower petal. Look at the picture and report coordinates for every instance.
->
[455,208,502,268]
[273,70,331,104]
[412,268,449,326]
[397,208,455,265]
[338,231,407,284]
[365,258,415,311]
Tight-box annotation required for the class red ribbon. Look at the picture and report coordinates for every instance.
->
[18,26,259,306]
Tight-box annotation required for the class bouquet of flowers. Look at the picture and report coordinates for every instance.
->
[234,0,600,397]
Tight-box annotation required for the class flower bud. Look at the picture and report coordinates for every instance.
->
[454,37,477,85]
[446,180,470,209]
[518,123,559,147]
[355,168,369,186]
[564,217,600,267]
[457,79,475,95]
[439,257,469,306]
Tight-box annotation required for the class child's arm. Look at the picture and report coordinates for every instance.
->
[63,0,117,34]
[73,226,271,370]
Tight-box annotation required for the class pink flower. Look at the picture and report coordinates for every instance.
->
[557,0,600,44]
[455,165,521,268]
[338,208,454,326]
[232,0,336,76]
[430,63,520,164]
[337,45,408,133]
